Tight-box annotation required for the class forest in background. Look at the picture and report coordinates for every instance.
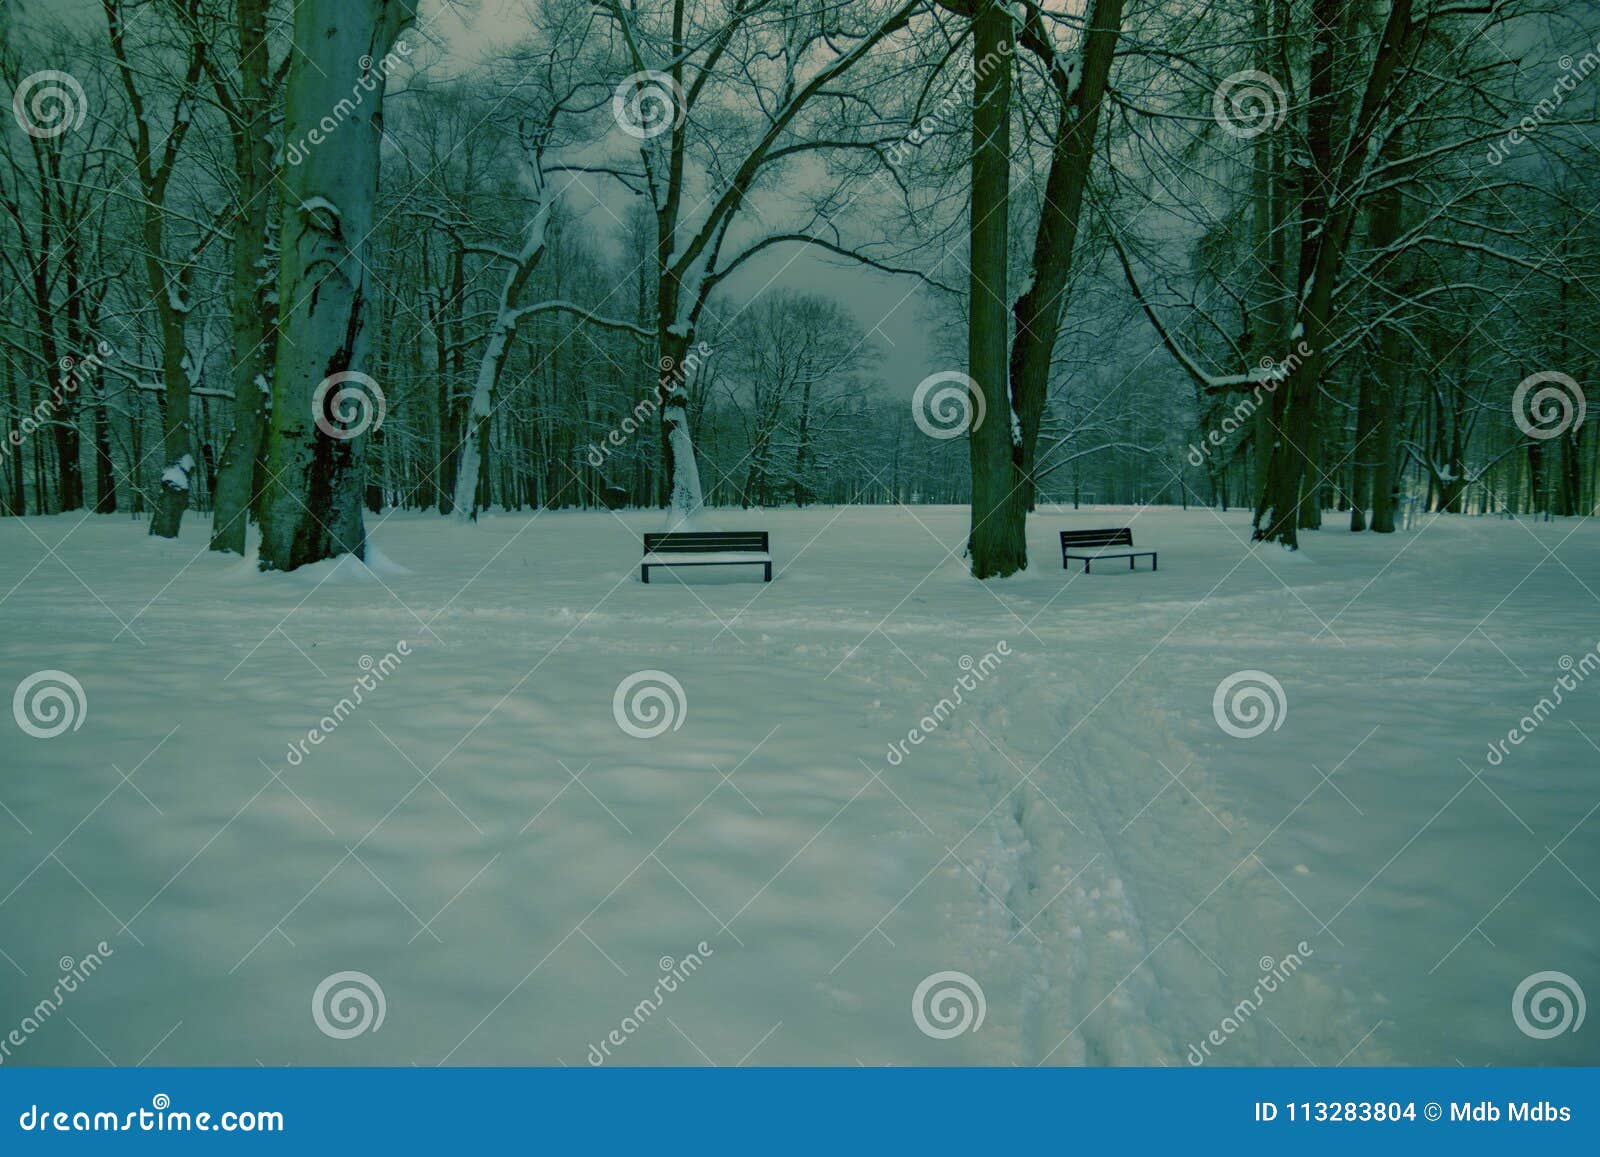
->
[1,0,1595,575]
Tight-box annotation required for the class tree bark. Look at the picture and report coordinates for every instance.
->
[257,0,415,571]
[965,0,1022,579]
[210,0,275,554]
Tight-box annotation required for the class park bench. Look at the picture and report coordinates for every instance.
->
[1059,527,1157,574]
[642,531,772,583]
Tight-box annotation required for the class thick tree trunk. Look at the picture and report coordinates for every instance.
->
[210,0,275,554]
[257,0,415,571]
[997,0,1124,556]
[966,0,1022,579]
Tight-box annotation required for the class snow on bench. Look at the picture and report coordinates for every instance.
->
[641,531,772,583]
[1059,527,1158,574]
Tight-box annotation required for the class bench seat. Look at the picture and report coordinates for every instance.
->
[641,550,771,566]
[642,531,772,583]
[1060,528,1157,574]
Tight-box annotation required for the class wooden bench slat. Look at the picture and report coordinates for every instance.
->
[642,531,771,582]
[1059,527,1156,574]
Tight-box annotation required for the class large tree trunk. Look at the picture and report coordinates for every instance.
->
[210,0,275,554]
[1000,0,1124,543]
[966,0,1022,579]
[257,0,414,571]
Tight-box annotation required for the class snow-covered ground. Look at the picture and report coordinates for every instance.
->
[1,505,1596,1067]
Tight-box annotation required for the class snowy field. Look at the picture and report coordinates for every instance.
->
[1,504,1596,1067]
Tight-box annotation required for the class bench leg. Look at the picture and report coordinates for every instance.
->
[1084,559,1091,574]
[764,562,772,582]
[641,565,650,584]
[1152,554,1158,572]
[1129,555,1135,570]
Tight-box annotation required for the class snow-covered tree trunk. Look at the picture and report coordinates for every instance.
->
[210,0,275,555]
[965,0,1023,579]
[257,0,415,571]
[658,326,706,529]
[450,170,555,523]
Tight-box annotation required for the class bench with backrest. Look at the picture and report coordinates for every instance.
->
[1059,527,1157,574]
[642,531,771,583]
